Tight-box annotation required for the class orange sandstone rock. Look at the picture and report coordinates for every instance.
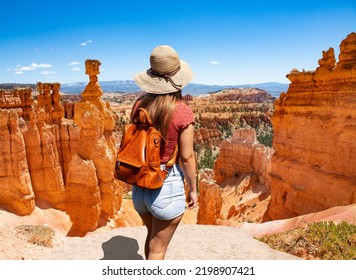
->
[58,120,79,184]
[36,82,65,125]
[65,154,101,236]
[51,83,65,125]
[62,100,75,119]
[211,128,273,224]
[0,108,35,215]
[218,175,271,224]
[67,59,121,230]
[194,128,222,147]
[0,88,33,121]
[197,170,222,225]
[23,109,66,210]
[214,128,274,186]
[267,32,356,220]
[15,88,34,121]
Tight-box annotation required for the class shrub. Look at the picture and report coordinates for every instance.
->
[258,221,356,260]
[198,146,217,170]
[257,132,273,147]
[16,225,55,247]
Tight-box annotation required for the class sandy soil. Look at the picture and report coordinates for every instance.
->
[1,203,354,260]
[0,222,298,260]
[0,205,297,260]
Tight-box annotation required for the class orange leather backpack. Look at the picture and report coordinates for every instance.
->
[116,108,178,189]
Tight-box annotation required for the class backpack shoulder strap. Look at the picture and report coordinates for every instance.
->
[132,107,153,126]
[162,145,179,175]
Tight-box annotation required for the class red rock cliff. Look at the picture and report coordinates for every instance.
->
[267,32,356,220]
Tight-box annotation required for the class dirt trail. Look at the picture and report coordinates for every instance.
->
[39,224,299,260]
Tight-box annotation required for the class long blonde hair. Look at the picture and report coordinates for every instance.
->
[134,91,182,141]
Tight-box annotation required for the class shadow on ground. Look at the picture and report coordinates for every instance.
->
[100,235,144,260]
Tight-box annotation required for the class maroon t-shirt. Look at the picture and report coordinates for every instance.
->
[161,101,195,162]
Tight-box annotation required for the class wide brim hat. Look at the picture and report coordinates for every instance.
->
[134,45,195,94]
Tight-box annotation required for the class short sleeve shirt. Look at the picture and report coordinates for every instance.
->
[161,101,195,162]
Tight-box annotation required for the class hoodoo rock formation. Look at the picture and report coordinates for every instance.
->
[0,61,122,236]
[197,170,222,225]
[267,32,356,220]
[66,59,121,234]
[0,108,35,215]
[23,108,66,210]
[37,82,64,125]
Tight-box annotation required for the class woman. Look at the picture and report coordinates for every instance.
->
[131,45,197,260]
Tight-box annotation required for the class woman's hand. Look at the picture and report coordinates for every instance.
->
[187,189,198,209]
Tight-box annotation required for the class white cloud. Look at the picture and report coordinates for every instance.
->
[210,61,221,65]
[72,67,81,71]
[19,66,35,71]
[41,70,56,75]
[12,62,52,75]
[69,61,81,66]
[31,63,52,68]
[80,40,94,46]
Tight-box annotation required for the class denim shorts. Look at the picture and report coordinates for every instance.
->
[132,164,186,220]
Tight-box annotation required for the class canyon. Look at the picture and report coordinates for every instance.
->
[0,32,355,239]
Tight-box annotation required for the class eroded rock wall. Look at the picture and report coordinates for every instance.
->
[213,128,274,186]
[0,109,35,215]
[194,128,222,148]
[267,32,356,220]
[23,109,66,210]
[0,88,34,121]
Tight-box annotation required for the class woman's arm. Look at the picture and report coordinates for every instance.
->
[178,124,197,209]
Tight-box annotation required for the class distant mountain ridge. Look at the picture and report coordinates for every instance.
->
[0,83,37,91]
[60,81,288,97]
[0,81,288,97]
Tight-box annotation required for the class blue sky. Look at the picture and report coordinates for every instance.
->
[1,0,355,85]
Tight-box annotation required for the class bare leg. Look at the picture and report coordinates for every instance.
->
[147,214,183,260]
[139,213,153,259]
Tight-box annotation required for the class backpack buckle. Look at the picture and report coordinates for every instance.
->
[163,166,171,175]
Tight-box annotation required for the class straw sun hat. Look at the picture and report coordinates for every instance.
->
[134,45,195,94]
